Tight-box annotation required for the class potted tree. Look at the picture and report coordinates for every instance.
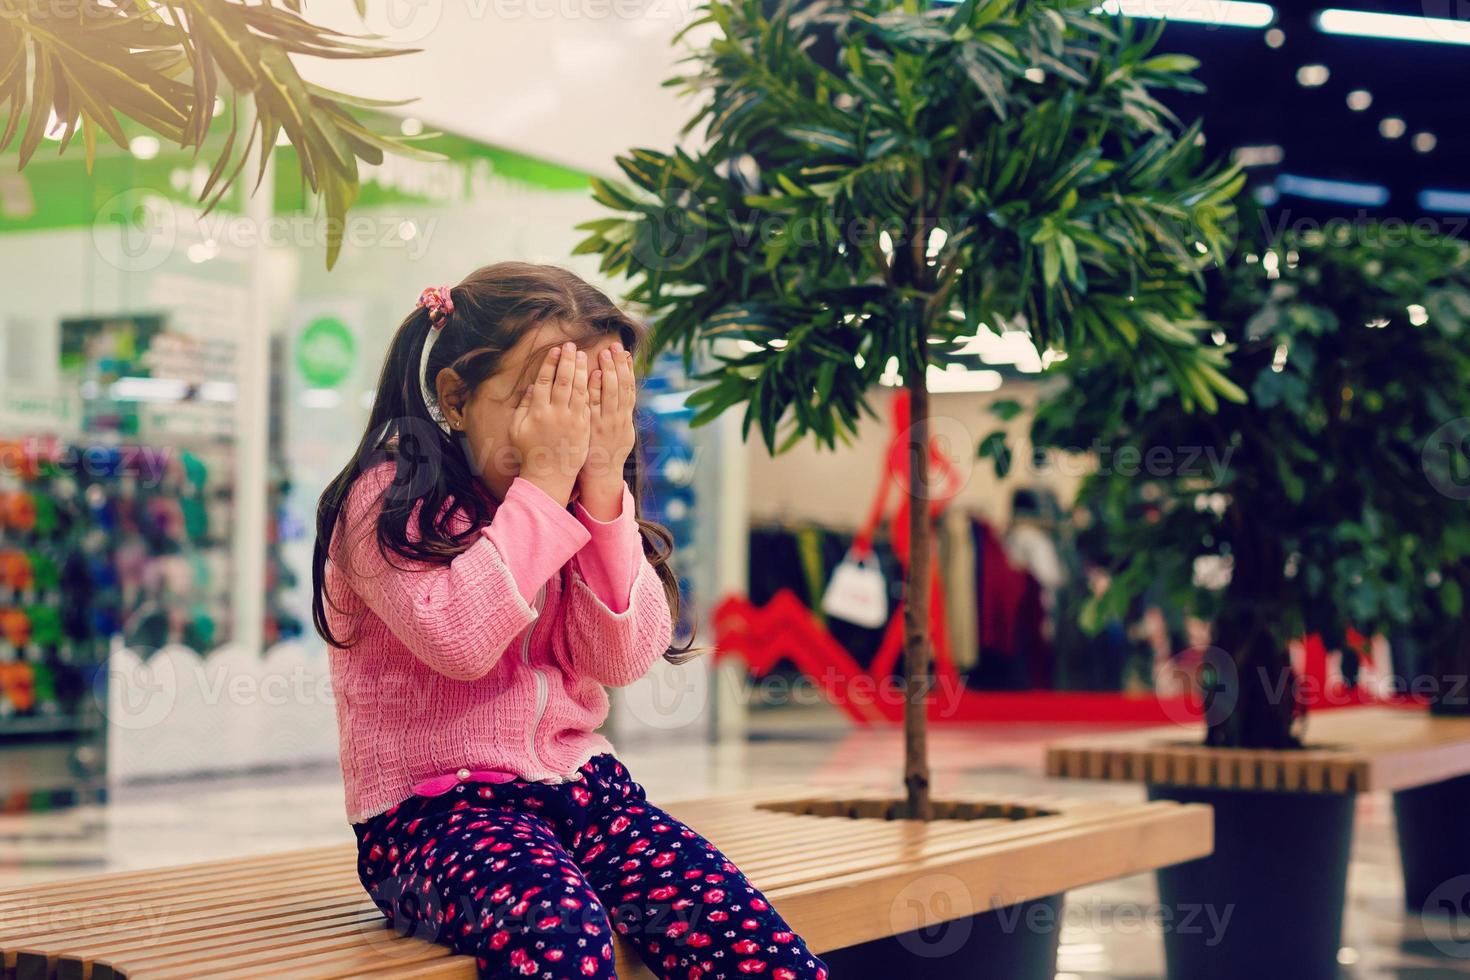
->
[578,0,1241,972]
[1393,425,1470,912]
[1014,220,1470,977]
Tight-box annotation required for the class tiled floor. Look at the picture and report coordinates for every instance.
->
[3,712,1469,978]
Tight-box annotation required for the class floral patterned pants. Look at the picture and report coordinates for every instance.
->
[352,754,828,980]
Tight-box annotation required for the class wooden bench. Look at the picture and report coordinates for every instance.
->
[1046,704,1470,793]
[0,788,1212,979]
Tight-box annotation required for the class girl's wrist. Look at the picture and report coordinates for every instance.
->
[521,472,576,508]
[577,478,626,521]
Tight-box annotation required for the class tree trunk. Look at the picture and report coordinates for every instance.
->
[1207,519,1297,749]
[1430,565,1470,717]
[904,354,934,820]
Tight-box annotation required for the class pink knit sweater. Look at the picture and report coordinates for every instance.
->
[325,461,674,824]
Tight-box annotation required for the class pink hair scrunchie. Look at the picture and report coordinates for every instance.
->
[416,285,455,328]
[416,285,456,434]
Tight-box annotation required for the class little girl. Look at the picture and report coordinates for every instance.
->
[312,263,827,980]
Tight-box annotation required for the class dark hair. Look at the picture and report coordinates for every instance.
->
[311,261,690,662]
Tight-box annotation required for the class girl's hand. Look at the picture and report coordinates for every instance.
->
[578,344,637,519]
[510,341,590,506]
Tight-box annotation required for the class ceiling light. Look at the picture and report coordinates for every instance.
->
[1380,117,1406,139]
[1413,132,1437,153]
[301,389,342,409]
[1265,27,1286,47]
[129,135,161,160]
[1275,173,1389,207]
[1096,0,1276,29]
[1317,8,1470,46]
[1232,144,1284,167]
[1296,64,1329,87]
[1421,189,1470,213]
[110,378,188,403]
[923,366,1005,394]
[1346,90,1372,111]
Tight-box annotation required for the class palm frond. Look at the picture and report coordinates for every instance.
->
[0,0,428,268]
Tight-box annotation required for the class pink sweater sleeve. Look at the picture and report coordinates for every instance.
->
[483,478,593,606]
[560,484,674,688]
[570,483,642,614]
[330,466,588,682]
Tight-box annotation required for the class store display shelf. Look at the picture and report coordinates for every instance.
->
[0,715,98,738]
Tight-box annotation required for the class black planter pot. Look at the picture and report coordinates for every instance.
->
[1394,773,1470,913]
[1147,783,1355,980]
[819,893,1063,979]
[1429,697,1470,717]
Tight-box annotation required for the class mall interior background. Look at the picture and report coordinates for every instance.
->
[2,1,1469,975]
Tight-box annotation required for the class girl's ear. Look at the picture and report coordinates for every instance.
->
[435,367,467,429]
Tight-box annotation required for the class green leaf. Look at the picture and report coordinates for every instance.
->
[989,399,1024,421]
[978,431,1013,478]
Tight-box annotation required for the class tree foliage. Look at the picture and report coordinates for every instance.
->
[1012,219,1470,743]
[576,0,1245,453]
[0,0,433,266]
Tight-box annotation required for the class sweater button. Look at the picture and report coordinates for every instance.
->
[456,768,471,781]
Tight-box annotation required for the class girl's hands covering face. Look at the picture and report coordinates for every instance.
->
[507,340,590,507]
[577,343,637,520]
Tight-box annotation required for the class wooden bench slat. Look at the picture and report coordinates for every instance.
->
[3,794,1212,980]
[0,845,349,906]
[0,846,354,922]
[38,900,378,967]
[2,868,365,950]
[1044,706,1470,793]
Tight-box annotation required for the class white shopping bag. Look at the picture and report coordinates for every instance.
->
[821,550,889,628]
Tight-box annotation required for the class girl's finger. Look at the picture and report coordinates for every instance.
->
[552,340,577,404]
[571,349,589,405]
[533,346,560,404]
[589,369,603,413]
[617,349,636,413]
[598,348,618,415]
[512,384,532,428]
